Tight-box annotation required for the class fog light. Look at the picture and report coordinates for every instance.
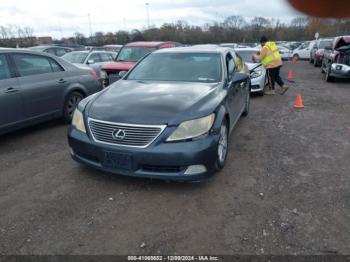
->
[184,165,207,175]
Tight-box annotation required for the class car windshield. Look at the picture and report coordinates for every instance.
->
[236,50,256,63]
[62,52,88,64]
[319,40,332,49]
[116,47,156,62]
[126,52,222,83]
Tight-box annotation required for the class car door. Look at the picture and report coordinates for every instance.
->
[11,53,67,120]
[0,53,23,128]
[225,53,241,127]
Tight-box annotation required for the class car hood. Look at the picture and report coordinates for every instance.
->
[87,80,223,125]
[335,36,350,50]
[102,61,136,71]
[246,62,262,70]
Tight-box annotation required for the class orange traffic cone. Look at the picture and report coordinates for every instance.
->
[288,71,294,80]
[294,94,304,109]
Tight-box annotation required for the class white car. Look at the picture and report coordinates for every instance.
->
[235,48,267,95]
[277,45,292,60]
[292,41,316,60]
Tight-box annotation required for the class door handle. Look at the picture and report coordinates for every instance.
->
[58,79,67,84]
[4,87,18,93]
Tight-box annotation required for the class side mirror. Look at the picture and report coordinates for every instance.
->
[119,71,127,78]
[232,72,248,83]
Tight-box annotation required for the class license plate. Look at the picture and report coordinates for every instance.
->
[102,151,132,170]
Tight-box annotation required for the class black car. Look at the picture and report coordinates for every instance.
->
[0,49,102,135]
[68,46,251,181]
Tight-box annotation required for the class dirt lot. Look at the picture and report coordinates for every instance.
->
[0,61,350,255]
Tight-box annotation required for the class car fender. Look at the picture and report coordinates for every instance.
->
[62,83,88,104]
[212,105,229,134]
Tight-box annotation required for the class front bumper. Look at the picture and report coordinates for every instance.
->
[250,74,266,93]
[68,127,220,181]
[330,63,350,79]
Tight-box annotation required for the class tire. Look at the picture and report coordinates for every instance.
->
[293,54,299,61]
[63,91,84,123]
[242,82,250,117]
[325,64,335,82]
[215,119,229,170]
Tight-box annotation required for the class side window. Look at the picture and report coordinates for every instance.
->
[13,54,54,77]
[55,48,68,57]
[45,48,56,55]
[88,53,102,63]
[0,54,11,80]
[226,53,235,81]
[233,51,244,73]
[49,58,64,72]
[100,53,113,62]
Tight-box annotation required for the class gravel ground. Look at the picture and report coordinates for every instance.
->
[0,61,350,255]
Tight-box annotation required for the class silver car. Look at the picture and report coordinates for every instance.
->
[235,48,267,95]
[0,49,102,135]
[62,51,116,75]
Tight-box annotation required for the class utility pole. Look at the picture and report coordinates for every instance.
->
[145,3,150,29]
[88,13,92,38]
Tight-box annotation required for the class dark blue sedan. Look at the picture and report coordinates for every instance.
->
[68,46,251,181]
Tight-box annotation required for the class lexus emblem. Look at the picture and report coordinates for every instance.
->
[112,129,126,140]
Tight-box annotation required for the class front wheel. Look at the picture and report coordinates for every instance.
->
[215,120,229,170]
[325,64,335,82]
[63,91,84,123]
[293,54,299,61]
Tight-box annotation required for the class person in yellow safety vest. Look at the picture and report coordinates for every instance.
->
[252,36,289,95]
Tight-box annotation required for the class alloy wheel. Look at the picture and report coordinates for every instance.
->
[67,94,83,118]
[218,124,228,165]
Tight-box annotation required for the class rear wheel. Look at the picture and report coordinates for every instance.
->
[215,120,228,170]
[63,91,84,123]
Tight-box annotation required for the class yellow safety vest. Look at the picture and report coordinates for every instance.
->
[261,41,281,66]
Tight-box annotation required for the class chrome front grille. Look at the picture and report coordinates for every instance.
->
[88,118,166,148]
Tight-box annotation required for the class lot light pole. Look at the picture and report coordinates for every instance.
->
[146,3,150,29]
[88,13,92,38]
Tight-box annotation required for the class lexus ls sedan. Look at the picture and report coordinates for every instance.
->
[68,46,251,181]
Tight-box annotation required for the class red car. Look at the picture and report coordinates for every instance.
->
[100,41,181,86]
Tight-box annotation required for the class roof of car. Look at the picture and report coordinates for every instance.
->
[234,47,259,52]
[154,46,231,54]
[125,41,176,47]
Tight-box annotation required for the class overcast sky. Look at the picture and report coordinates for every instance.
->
[0,0,302,38]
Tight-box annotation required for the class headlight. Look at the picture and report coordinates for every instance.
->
[251,67,263,78]
[167,114,215,142]
[72,109,86,133]
[100,70,107,79]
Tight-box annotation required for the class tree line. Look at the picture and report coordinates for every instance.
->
[1,16,349,48]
